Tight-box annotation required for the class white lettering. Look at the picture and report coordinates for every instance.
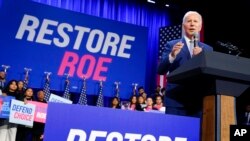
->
[86,29,104,53]
[234,129,241,136]
[54,23,73,47]
[66,129,188,141]
[73,25,91,50]
[36,19,58,45]
[141,134,156,141]
[159,136,172,141]
[117,35,134,58]
[36,112,46,119]
[101,32,120,56]
[88,130,107,141]
[106,132,123,141]
[124,133,142,141]
[67,129,86,141]
[15,14,137,59]
[174,137,188,141]
[15,14,39,41]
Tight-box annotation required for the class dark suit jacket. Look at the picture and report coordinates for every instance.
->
[158,38,213,108]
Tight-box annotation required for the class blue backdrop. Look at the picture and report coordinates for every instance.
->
[0,0,171,106]
[30,0,171,94]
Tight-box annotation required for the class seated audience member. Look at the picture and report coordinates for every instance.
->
[153,95,165,112]
[110,97,121,109]
[136,95,146,111]
[128,95,137,110]
[144,97,156,112]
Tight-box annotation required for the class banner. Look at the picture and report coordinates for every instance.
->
[0,95,15,118]
[28,101,47,123]
[49,94,73,104]
[44,103,200,141]
[9,99,36,126]
[0,0,148,99]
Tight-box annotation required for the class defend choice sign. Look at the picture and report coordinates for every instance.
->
[9,99,36,126]
[0,0,148,98]
[44,103,200,141]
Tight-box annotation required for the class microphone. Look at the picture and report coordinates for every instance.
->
[193,32,199,47]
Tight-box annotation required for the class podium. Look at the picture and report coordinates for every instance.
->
[167,51,250,141]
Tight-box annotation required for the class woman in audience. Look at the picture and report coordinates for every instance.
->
[110,97,121,109]
[144,97,155,112]
[16,87,34,141]
[0,80,18,141]
[128,95,137,110]
[135,95,145,111]
[16,80,25,99]
[153,95,164,110]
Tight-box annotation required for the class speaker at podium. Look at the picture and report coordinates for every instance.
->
[167,51,250,141]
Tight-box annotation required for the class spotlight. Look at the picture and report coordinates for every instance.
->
[147,0,156,4]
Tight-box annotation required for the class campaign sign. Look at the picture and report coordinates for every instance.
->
[9,99,36,126]
[0,96,15,118]
[49,93,73,104]
[44,103,200,141]
[0,0,148,99]
[28,101,47,123]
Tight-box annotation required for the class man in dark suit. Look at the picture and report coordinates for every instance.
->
[158,11,213,116]
[0,70,6,90]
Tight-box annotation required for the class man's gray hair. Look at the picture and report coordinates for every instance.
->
[181,11,202,38]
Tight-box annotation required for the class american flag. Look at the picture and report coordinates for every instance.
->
[157,24,182,88]
[23,79,28,90]
[115,87,119,99]
[63,80,71,99]
[78,78,88,105]
[114,82,120,99]
[23,74,29,90]
[43,78,51,102]
[96,81,104,107]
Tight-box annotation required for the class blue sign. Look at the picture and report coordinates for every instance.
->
[0,0,148,99]
[0,96,15,118]
[44,103,200,141]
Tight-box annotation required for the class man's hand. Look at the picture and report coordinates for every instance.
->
[193,46,202,56]
[170,42,184,58]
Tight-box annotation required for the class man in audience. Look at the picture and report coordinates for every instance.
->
[0,70,6,90]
